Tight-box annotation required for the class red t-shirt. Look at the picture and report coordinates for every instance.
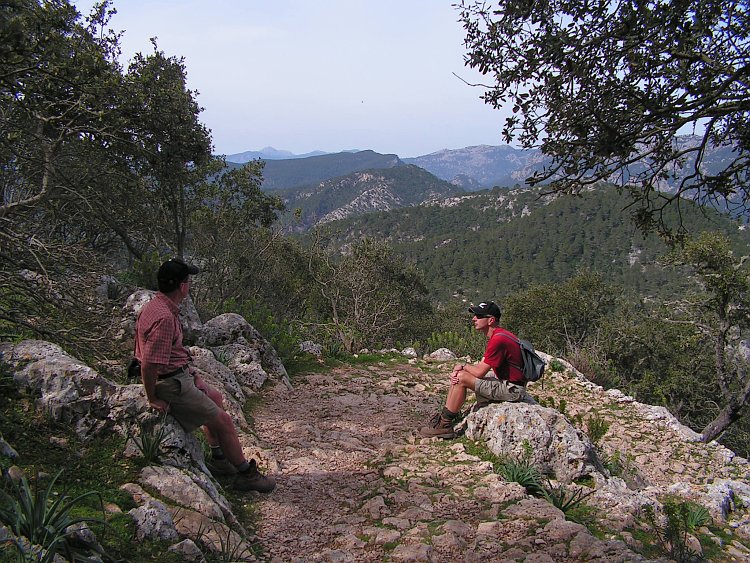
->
[134,292,190,373]
[484,328,525,383]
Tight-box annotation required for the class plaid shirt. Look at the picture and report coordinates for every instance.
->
[134,292,190,374]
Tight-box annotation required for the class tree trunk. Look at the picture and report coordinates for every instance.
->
[701,401,744,443]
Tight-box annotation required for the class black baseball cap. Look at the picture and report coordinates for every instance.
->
[468,301,502,320]
[157,258,199,293]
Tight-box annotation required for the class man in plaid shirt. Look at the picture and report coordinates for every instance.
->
[135,258,275,493]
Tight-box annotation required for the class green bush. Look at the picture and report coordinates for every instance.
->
[128,415,172,464]
[117,251,162,291]
[549,359,566,372]
[586,413,610,445]
[642,499,711,562]
[495,457,545,496]
[426,328,485,359]
[0,470,108,562]
[541,481,595,524]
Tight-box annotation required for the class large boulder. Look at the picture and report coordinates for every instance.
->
[465,402,604,483]
[0,340,144,439]
[197,313,291,389]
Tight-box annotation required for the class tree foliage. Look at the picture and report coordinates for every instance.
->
[667,231,750,442]
[321,184,748,302]
[1,0,130,355]
[0,0,271,359]
[502,270,619,354]
[457,0,750,232]
[305,235,434,353]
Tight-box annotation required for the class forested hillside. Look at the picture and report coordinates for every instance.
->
[244,150,402,190]
[275,164,463,231]
[317,184,750,301]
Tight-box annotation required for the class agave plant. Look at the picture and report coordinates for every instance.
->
[0,469,107,562]
[541,480,596,523]
[129,413,173,463]
[495,457,545,496]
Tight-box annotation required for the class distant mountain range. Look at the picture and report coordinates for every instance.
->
[225,144,539,191]
[225,147,331,162]
[226,137,740,194]
[403,145,549,190]
[227,150,402,191]
[221,138,746,236]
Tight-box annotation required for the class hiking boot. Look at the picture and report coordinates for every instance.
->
[206,457,237,477]
[233,460,276,493]
[418,415,456,439]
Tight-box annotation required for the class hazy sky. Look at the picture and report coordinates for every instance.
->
[72,0,509,158]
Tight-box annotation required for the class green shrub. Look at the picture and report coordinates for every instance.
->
[117,250,162,291]
[601,450,624,477]
[129,415,172,464]
[641,499,711,562]
[549,359,566,372]
[586,413,610,445]
[0,470,108,562]
[495,457,545,496]
[426,328,485,360]
[541,481,595,523]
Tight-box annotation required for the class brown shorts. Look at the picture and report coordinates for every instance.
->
[155,371,220,432]
[474,377,525,403]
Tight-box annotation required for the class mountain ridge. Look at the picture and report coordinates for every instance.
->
[276,164,463,232]
[226,137,741,195]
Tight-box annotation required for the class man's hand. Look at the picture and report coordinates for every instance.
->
[148,398,170,414]
[450,364,465,385]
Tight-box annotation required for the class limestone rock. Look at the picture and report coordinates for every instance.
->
[205,342,269,392]
[465,402,604,483]
[197,313,290,387]
[168,539,206,562]
[300,340,323,358]
[401,347,418,358]
[128,498,179,542]
[0,437,18,459]
[424,348,456,361]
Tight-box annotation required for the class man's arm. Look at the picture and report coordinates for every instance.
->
[141,360,170,413]
[450,361,492,385]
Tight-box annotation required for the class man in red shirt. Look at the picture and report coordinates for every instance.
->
[419,301,526,439]
[135,258,275,493]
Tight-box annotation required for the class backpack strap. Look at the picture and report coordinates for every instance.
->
[493,332,525,381]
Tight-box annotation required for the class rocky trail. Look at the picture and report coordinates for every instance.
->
[4,332,750,562]
[244,356,750,562]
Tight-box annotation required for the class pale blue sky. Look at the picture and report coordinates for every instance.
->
[72,1,508,158]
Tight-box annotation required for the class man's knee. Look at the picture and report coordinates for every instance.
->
[205,409,234,433]
[457,371,477,390]
[207,388,224,407]
[196,377,225,407]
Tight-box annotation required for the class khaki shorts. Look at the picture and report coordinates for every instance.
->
[474,377,525,403]
[155,371,220,432]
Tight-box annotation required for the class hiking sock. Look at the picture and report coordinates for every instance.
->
[441,407,458,421]
[211,446,226,460]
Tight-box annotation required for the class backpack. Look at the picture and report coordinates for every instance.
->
[499,333,546,383]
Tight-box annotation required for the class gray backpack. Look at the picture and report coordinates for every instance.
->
[500,334,546,383]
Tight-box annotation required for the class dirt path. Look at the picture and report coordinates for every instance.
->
[253,361,437,561]
[249,359,653,563]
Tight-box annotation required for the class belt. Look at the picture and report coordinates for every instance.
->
[485,375,526,387]
[158,366,187,380]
